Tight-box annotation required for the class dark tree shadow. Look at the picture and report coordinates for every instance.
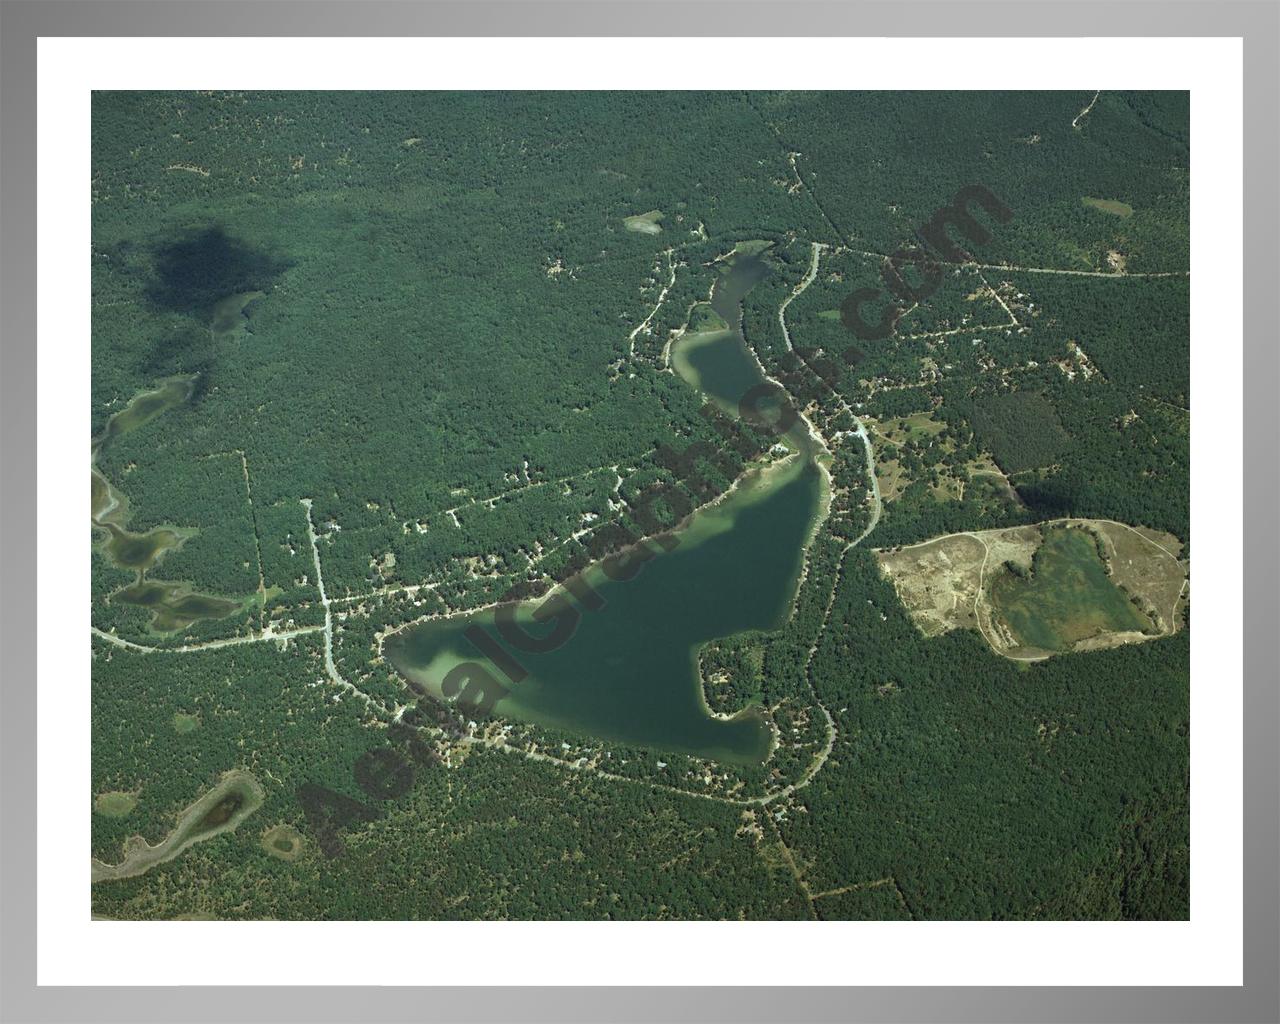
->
[136,324,216,402]
[138,226,292,401]
[1016,475,1079,519]
[146,225,291,315]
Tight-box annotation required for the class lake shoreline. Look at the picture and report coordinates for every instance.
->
[383,250,829,767]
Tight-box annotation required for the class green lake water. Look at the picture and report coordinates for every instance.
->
[97,522,192,573]
[386,252,827,764]
[990,526,1152,651]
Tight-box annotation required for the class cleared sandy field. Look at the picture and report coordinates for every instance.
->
[875,519,1187,661]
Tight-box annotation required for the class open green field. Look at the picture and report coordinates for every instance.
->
[94,791,138,818]
[1082,196,1135,218]
[622,209,664,234]
[989,526,1152,651]
[172,712,200,734]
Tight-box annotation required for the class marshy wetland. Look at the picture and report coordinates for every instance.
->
[91,771,264,883]
[111,579,246,633]
[91,380,197,574]
[92,374,254,634]
[261,824,306,862]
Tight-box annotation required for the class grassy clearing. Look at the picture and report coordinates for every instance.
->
[874,457,910,502]
[965,467,1022,507]
[94,791,139,818]
[868,411,982,503]
[622,209,664,234]
[1086,522,1187,636]
[172,712,201,734]
[885,412,947,443]
[1082,197,1135,218]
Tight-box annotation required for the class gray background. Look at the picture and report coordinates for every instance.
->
[1,2,1275,1022]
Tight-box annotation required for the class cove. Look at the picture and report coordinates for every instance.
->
[385,251,826,764]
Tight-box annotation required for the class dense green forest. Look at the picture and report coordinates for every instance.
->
[92,91,1189,921]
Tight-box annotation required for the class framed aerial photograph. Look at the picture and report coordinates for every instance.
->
[3,4,1275,1023]
[84,83,1197,919]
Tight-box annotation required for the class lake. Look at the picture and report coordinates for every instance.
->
[385,252,826,764]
